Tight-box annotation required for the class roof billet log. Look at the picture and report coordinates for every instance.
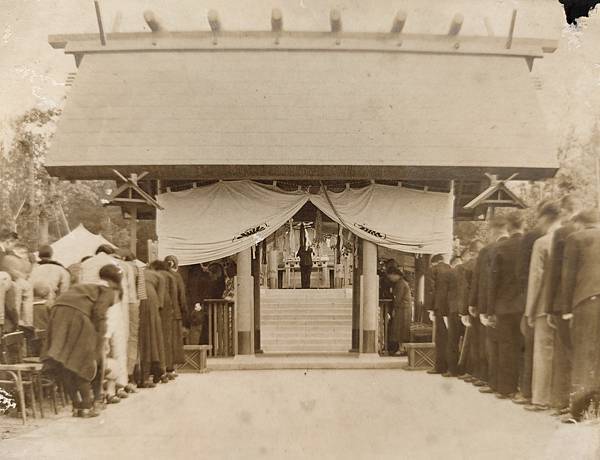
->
[49,9,557,59]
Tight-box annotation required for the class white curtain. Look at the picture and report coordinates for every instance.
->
[157,181,308,265]
[310,184,454,255]
[157,181,453,266]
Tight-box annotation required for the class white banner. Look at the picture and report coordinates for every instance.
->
[157,181,453,265]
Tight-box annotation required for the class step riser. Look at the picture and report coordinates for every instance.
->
[260,291,352,352]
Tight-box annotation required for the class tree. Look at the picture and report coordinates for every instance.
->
[0,108,131,251]
[453,124,600,255]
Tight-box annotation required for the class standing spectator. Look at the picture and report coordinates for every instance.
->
[512,200,554,406]
[163,257,185,376]
[458,240,484,381]
[469,216,509,394]
[297,242,314,289]
[149,260,183,380]
[488,211,525,399]
[386,267,412,356]
[560,210,600,422]
[545,194,583,414]
[445,255,465,377]
[138,266,166,387]
[523,202,562,411]
[2,243,34,329]
[426,254,452,375]
[29,245,71,301]
[42,264,122,418]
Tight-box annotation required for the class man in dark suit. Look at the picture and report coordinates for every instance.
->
[426,254,452,374]
[545,195,582,413]
[488,211,525,398]
[560,209,600,421]
[457,240,484,381]
[468,216,509,393]
[445,255,464,377]
[297,243,314,289]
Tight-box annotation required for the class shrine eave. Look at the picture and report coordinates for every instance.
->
[45,164,556,182]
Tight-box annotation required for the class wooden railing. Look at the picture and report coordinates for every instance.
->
[204,299,235,357]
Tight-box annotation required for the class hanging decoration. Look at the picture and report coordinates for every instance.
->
[314,209,324,246]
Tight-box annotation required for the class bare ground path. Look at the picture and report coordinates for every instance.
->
[0,369,597,460]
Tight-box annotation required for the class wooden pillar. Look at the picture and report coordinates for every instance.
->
[351,237,362,351]
[129,206,138,256]
[236,247,254,355]
[252,245,262,353]
[361,240,378,353]
[268,248,278,289]
[415,254,431,324]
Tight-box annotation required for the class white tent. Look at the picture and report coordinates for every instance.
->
[50,224,116,268]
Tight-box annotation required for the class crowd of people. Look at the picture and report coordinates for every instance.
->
[424,196,600,423]
[0,230,191,419]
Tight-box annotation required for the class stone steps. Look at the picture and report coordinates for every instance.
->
[260,289,353,353]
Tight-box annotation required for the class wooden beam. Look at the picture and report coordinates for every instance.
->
[109,197,151,204]
[49,30,558,55]
[448,13,464,36]
[506,10,517,49]
[46,164,558,183]
[391,10,407,34]
[129,206,138,255]
[93,0,107,46]
[61,34,551,59]
[144,10,164,33]
[208,10,221,32]
[271,8,283,32]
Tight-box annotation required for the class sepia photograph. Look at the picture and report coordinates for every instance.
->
[1,0,600,458]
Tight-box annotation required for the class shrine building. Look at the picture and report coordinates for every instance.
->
[44,4,559,360]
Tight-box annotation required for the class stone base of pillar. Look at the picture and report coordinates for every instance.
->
[362,330,376,354]
[254,330,262,353]
[237,331,253,355]
[351,329,360,351]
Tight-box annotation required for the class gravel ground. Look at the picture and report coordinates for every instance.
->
[1,370,598,460]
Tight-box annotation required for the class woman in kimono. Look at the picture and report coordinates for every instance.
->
[148,261,179,379]
[162,258,185,376]
[138,267,166,387]
[42,264,122,418]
